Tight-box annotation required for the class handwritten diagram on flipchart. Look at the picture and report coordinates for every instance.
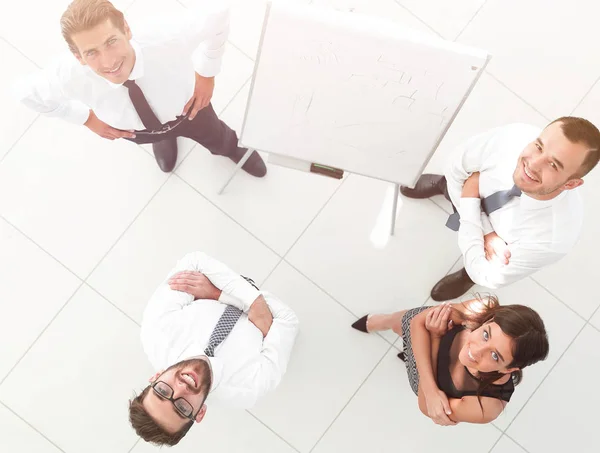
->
[240,3,488,185]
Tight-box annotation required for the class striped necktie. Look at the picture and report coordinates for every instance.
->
[204,305,243,357]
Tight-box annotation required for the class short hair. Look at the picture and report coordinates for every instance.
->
[60,0,126,54]
[128,386,193,446]
[549,116,600,178]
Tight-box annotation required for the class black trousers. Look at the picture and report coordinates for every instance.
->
[438,176,452,204]
[438,175,461,217]
[124,103,240,157]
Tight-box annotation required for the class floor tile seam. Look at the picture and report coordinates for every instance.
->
[0,400,67,453]
[281,259,398,347]
[0,36,42,69]
[569,74,600,115]
[279,174,349,258]
[307,343,395,452]
[0,280,85,387]
[245,410,303,453]
[227,40,257,63]
[453,0,489,42]
[218,75,253,117]
[0,114,41,166]
[82,173,175,281]
[451,1,597,121]
[84,282,142,327]
[127,438,141,453]
[485,425,506,453]
[0,214,82,281]
[172,173,284,258]
[503,432,534,453]
[391,253,462,349]
[485,72,551,122]
[589,301,600,321]
[175,0,257,61]
[529,275,589,323]
[389,0,445,39]
[502,321,588,434]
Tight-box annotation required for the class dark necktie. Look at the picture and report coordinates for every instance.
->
[481,185,522,215]
[446,184,522,231]
[204,305,243,357]
[122,79,162,131]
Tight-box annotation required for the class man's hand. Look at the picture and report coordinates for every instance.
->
[484,232,511,265]
[182,73,215,120]
[425,303,453,338]
[84,110,136,140]
[168,271,221,300]
[461,172,480,198]
[248,296,273,338]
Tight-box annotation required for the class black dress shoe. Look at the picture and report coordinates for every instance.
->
[397,352,406,362]
[400,174,446,199]
[228,147,267,178]
[431,267,475,301]
[152,137,178,173]
[351,315,369,333]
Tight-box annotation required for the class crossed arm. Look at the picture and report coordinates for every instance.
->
[411,301,506,425]
[143,251,299,408]
[446,129,565,289]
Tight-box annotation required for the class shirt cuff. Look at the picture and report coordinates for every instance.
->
[480,212,494,235]
[217,285,261,312]
[459,198,483,227]
[218,291,244,311]
[192,55,223,78]
[63,101,92,125]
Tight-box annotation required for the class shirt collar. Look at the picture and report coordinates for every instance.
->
[206,357,223,395]
[166,350,222,396]
[102,39,144,88]
[520,189,569,210]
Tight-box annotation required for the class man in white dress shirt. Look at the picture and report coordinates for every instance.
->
[401,117,600,301]
[15,0,266,175]
[128,251,299,446]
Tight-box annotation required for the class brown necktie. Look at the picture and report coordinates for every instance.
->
[122,79,162,131]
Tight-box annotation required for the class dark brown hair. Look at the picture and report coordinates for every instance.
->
[61,0,126,54]
[549,116,600,178]
[128,386,193,447]
[458,295,549,404]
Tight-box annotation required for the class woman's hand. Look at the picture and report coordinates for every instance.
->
[424,387,457,426]
[425,303,453,338]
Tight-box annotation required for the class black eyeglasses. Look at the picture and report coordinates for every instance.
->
[150,380,196,420]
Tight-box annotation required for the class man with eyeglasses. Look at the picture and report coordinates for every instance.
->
[15,0,267,176]
[129,251,299,446]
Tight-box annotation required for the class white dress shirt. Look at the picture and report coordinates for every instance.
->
[141,252,299,409]
[444,123,583,289]
[14,4,229,129]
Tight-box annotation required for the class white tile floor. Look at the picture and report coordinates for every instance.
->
[1,0,599,452]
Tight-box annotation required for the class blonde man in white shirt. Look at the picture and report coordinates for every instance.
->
[129,251,299,446]
[16,0,266,176]
[401,117,600,301]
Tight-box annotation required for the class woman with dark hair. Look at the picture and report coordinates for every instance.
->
[351,296,549,425]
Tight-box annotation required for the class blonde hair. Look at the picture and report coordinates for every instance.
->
[61,0,126,54]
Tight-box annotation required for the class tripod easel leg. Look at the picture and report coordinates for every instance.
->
[217,148,255,195]
[390,183,400,236]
